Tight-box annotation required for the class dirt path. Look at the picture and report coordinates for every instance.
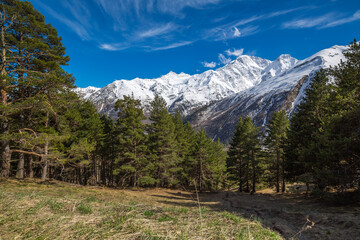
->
[136,189,360,240]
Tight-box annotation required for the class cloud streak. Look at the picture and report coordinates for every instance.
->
[202,61,217,68]
[137,23,178,39]
[33,0,359,53]
[205,7,305,41]
[150,41,194,51]
[218,53,231,65]
[32,0,91,40]
[321,10,360,28]
[226,48,244,57]
[282,10,360,29]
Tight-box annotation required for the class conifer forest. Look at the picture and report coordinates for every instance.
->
[1,0,359,194]
[1,1,360,239]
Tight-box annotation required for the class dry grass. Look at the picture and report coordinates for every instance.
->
[0,179,282,240]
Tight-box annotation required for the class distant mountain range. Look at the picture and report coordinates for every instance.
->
[75,45,347,142]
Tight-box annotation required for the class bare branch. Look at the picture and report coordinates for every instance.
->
[19,128,38,138]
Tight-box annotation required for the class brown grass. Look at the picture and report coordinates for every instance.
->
[0,179,282,240]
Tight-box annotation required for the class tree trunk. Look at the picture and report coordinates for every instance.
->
[0,15,11,178]
[281,159,286,192]
[251,150,256,193]
[238,157,242,192]
[84,166,88,185]
[41,137,49,181]
[276,149,280,193]
[246,154,250,192]
[28,155,33,178]
[133,171,137,187]
[17,113,25,179]
[17,153,25,179]
[199,157,203,192]
[1,141,11,178]
[41,112,49,181]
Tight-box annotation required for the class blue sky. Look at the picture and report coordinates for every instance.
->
[28,0,360,88]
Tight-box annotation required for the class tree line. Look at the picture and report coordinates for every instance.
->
[1,0,359,195]
[0,0,225,190]
[227,40,360,194]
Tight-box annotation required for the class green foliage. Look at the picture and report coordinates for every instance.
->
[227,117,261,192]
[147,94,178,187]
[190,130,227,191]
[265,110,289,192]
[285,39,360,192]
[113,95,150,187]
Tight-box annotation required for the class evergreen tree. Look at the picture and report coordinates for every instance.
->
[0,0,72,178]
[285,39,360,191]
[209,138,227,191]
[98,115,117,186]
[147,94,178,187]
[227,118,246,191]
[285,70,331,189]
[265,110,289,192]
[191,129,226,191]
[113,95,150,187]
[63,99,103,185]
[242,117,261,193]
[227,117,260,192]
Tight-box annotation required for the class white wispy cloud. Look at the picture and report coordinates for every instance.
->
[137,23,178,38]
[206,7,302,41]
[61,0,91,25]
[154,0,221,15]
[94,0,221,30]
[99,43,129,51]
[32,0,91,40]
[202,61,217,68]
[151,41,193,51]
[282,13,334,29]
[226,48,244,57]
[321,10,360,28]
[233,27,241,37]
[218,53,231,65]
[207,25,259,41]
[282,10,360,29]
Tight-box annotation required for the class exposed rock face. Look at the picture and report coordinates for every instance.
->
[76,45,347,142]
[186,75,308,142]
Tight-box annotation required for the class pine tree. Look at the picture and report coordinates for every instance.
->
[190,129,225,191]
[265,110,289,192]
[209,138,227,191]
[227,118,246,191]
[227,117,260,192]
[98,115,117,186]
[285,70,331,189]
[323,39,360,189]
[0,0,72,178]
[147,94,178,187]
[113,95,150,187]
[242,117,260,193]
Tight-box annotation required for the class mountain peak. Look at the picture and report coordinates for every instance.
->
[76,45,346,137]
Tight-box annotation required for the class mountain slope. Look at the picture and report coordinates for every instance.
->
[186,45,347,142]
[76,45,347,142]
[75,55,276,118]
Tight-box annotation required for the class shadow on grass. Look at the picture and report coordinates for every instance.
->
[151,190,360,240]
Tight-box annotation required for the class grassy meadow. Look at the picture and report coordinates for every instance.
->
[0,179,282,240]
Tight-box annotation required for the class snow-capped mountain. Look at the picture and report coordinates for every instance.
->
[76,45,347,142]
[186,45,347,141]
[75,55,275,118]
